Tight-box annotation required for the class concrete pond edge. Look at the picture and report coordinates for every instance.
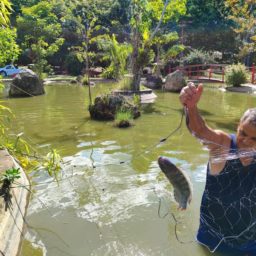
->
[0,150,30,256]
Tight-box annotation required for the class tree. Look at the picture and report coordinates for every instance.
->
[225,0,256,65]
[129,0,187,91]
[16,1,64,78]
[152,32,184,77]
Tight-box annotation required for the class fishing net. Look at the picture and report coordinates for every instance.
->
[198,145,256,253]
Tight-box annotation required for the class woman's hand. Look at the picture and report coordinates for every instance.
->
[179,82,203,108]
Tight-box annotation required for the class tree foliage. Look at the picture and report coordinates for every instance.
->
[130,0,187,90]
[185,0,230,26]
[225,0,256,62]
[0,28,20,65]
[99,34,132,79]
[16,1,64,77]
[0,0,12,26]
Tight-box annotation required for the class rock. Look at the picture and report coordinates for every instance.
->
[164,70,186,92]
[89,81,96,87]
[89,94,140,121]
[9,70,45,97]
[76,75,83,83]
[116,120,131,128]
[88,67,104,77]
[143,67,153,75]
[144,75,163,89]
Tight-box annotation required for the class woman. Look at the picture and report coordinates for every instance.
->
[180,83,256,256]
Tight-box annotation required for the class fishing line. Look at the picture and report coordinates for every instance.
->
[10,190,60,250]
[12,181,62,222]
[14,163,121,253]
[84,174,130,255]
[157,197,169,219]
[156,194,195,245]
[170,212,193,245]
[87,108,186,169]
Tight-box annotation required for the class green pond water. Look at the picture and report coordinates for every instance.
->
[3,82,256,256]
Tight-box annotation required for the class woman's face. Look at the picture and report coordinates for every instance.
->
[237,121,256,149]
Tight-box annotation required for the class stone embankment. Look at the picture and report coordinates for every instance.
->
[0,150,30,256]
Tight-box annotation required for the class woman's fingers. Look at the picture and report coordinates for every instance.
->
[179,83,203,107]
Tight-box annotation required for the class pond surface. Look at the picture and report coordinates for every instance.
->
[3,82,256,256]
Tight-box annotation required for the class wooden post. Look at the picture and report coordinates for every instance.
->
[209,66,212,80]
[251,63,255,84]
[222,66,225,83]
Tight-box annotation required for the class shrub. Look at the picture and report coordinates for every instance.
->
[182,49,216,66]
[65,52,83,76]
[102,65,116,79]
[225,63,248,87]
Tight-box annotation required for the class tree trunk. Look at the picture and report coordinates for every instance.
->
[155,44,161,78]
[131,17,142,92]
[84,29,92,105]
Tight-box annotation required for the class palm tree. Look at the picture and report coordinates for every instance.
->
[0,0,12,26]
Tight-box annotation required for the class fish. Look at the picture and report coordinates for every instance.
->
[158,156,192,210]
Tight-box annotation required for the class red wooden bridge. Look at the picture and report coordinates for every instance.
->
[168,64,256,84]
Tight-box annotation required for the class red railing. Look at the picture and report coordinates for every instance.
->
[168,64,226,83]
[168,64,256,84]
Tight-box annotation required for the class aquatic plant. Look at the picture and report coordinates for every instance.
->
[114,109,133,128]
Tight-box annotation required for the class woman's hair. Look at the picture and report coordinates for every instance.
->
[240,108,256,125]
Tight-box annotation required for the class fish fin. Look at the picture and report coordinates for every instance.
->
[174,188,183,207]
[174,188,188,210]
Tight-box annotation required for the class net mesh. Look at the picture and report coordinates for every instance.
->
[199,146,256,253]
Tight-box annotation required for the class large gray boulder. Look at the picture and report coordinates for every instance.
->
[164,70,186,92]
[9,70,45,97]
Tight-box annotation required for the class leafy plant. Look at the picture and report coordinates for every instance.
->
[225,63,248,87]
[1,167,21,184]
[102,65,116,79]
[43,149,61,181]
[99,34,132,80]
[133,94,141,107]
[114,108,133,128]
[0,167,20,211]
